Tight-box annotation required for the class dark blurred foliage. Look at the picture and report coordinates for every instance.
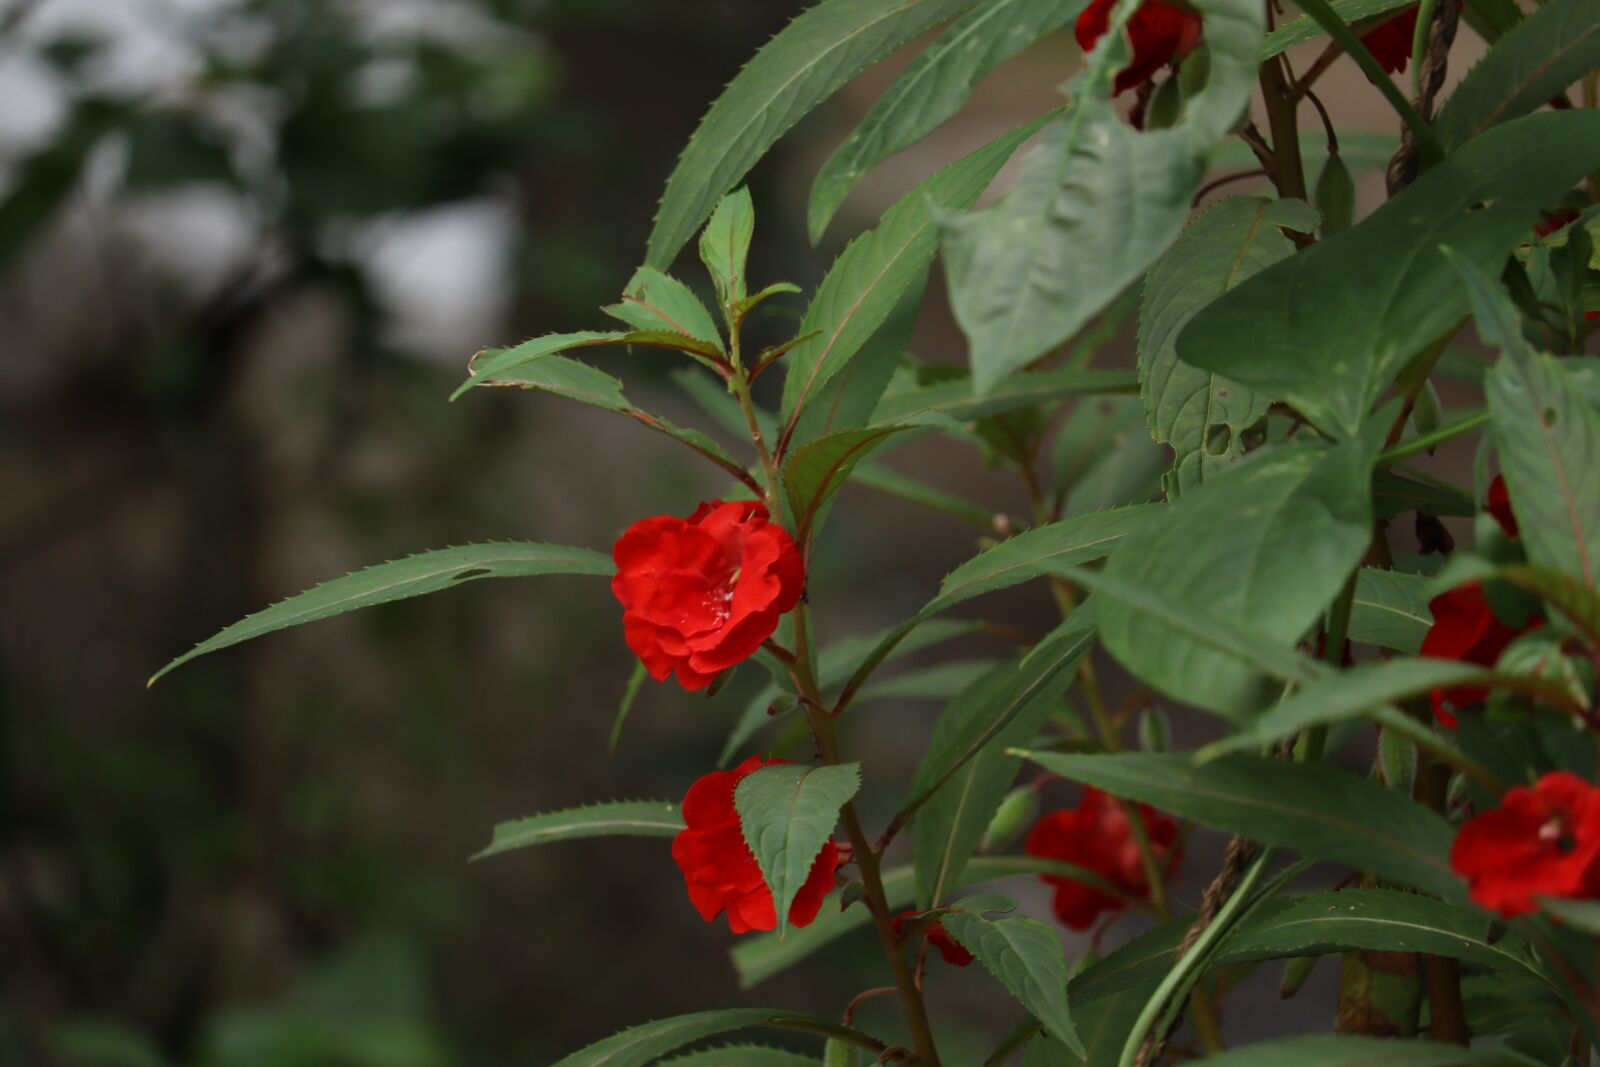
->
[0,2,837,1064]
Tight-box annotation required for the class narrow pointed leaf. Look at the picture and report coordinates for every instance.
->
[549,1010,864,1067]
[806,0,1087,242]
[942,906,1084,1055]
[604,267,723,350]
[151,543,611,684]
[700,187,755,310]
[645,0,982,268]
[1178,111,1600,438]
[782,112,1057,424]
[662,1046,819,1067]
[735,763,861,936]
[474,800,683,860]
[784,425,925,541]
[1016,751,1461,897]
[873,367,1138,425]
[1435,0,1600,149]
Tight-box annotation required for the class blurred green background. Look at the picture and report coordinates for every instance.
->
[0,1,1097,1063]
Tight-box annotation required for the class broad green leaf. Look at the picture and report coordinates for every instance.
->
[1074,889,1544,1004]
[1373,469,1476,519]
[1016,751,1461,897]
[1022,990,1143,1067]
[913,618,1093,908]
[1351,568,1433,653]
[473,800,682,860]
[604,267,722,351]
[781,112,1056,426]
[1179,111,1600,438]
[662,1046,818,1067]
[457,351,745,474]
[1097,439,1377,718]
[735,763,861,936]
[1177,1035,1532,1067]
[1139,197,1315,485]
[150,543,611,684]
[730,854,1111,988]
[943,905,1083,1055]
[1435,0,1600,149]
[645,0,982,268]
[873,367,1137,425]
[806,0,1086,242]
[942,0,1265,390]
[699,187,754,311]
[1260,0,1417,58]
[908,618,1096,908]
[549,1009,857,1067]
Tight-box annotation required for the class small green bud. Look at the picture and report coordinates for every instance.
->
[1376,727,1417,795]
[981,785,1040,852]
[1410,380,1442,436]
[1137,706,1171,752]
[1178,44,1211,97]
[1315,152,1355,237]
[1280,955,1319,999]
[824,1039,862,1067]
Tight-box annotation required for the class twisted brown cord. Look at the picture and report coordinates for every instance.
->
[1385,0,1461,194]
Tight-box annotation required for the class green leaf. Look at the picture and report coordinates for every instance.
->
[1350,568,1433,653]
[609,662,650,755]
[1139,197,1315,483]
[1172,1035,1531,1067]
[806,0,1087,242]
[913,619,1094,908]
[1493,563,1600,646]
[604,267,723,350]
[150,542,611,685]
[454,331,721,401]
[849,462,996,527]
[645,0,982,268]
[1260,0,1417,58]
[942,0,1265,390]
[1314,154,1355,238]
[473,800,683,861]
[1435,0,1600,149]
[1179,110,1600,438]
[781,112,1057,427]
[549,1010,862,1067]
[735,763,861,936]
[784,425,923,541]
[942,905,1084,1055]
[1536,897,1600,936]
[662,1046,819,1067]
[1015,751,1461,897]
[1022,990,1144,1066]
[1485,334,1600,590]
[1097,439,1377,718]
[700,187,755,311]
[874,367,1138,425]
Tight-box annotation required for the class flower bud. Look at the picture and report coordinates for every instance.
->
[981,786,1040,852]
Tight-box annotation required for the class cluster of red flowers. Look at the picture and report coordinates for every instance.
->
[1076,0,1420,97]
[1027,787,1181,929]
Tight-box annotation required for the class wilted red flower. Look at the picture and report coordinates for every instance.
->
[893,911,974,967]
[1451,771,1600,916]
[1025,788,1180,930]
[1075,0,1203,95]
[1486,474,1518,539]
[1360,6,1419,75]
[611,500,804,691]
[671,756,839,934]
[1420,581,1536,727]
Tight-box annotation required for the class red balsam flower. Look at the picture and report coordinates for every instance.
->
[1419,581,1534,727]
[892,912,974,967]
[1025,788,1181,930]
[1360,6,1420,75]
[1075,0,1203,95]
[1452,771,1600,916]
[611,500,804,691]
[671,756,839,934]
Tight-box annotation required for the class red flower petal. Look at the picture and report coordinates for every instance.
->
[1451,771,1600,916]
[1419,581,1535,726]
[1075,0,1204,95]
[1025,788,1181,930]
[1360,6,1419,75]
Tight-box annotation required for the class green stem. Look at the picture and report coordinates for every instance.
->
[1409,0,1439,99]
[1294,0,1445,166]
[1375,409,1489,468]
[1259,54,1308,204]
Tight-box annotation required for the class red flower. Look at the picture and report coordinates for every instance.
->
[1419,581,1534,727]
[1360,6,1419,75]
[1075,0,1203,95]
[1451,771,1600,916]
[892,912,974,967]
[1486,474,1518,539]
[1025,788,1180,930]
[671,756,839,934]
[611,500,804,691]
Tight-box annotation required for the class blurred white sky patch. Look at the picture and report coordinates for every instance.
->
[355,197,517,365]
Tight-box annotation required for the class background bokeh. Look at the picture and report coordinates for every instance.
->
[0,1,1482,1064]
